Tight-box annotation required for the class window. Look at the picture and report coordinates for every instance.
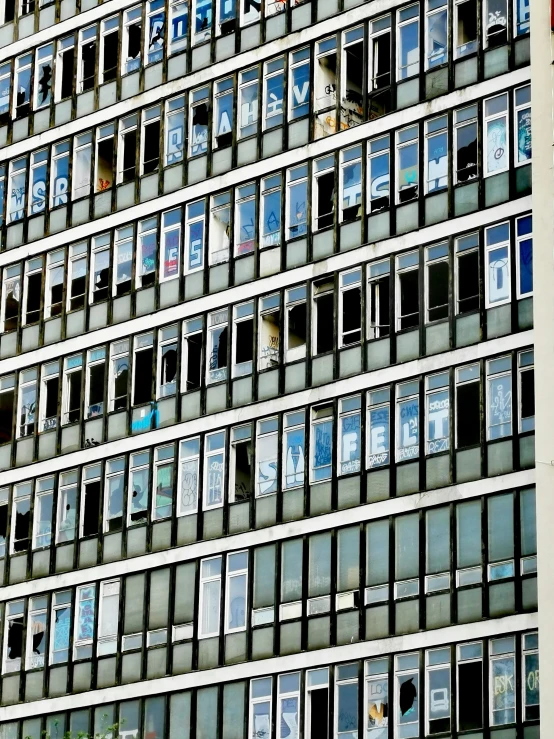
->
[153,445,175,520]
[457,642,483,730]
[285,286,307,362]
[118,114,138,183]
[283,410,305,489]
[128,450,150,525]
[207,309,229,383]
[100,16,119,84]
[157,325,178,398]
[113,226,133,296]
[240,0,260,27]
[95,123,115,192]
[132,333,154,406]
[515,0,530,35]
[396,251,419,330]
[199,557,222,637]
[3,602,24,674]
[74,584,96,659]
[454,105,478,184]
[190,87,209,157]
[278,673,300,739]
[78,26,97,93]
[178,437,200,516]
[484,94,509,176]
[395,654,419,737]
[56,37,75,102]
[146,0,165,65]
[484,0,508,47]
[487,355,512,440]
[455,232,479,314]
[8,158,27,223]
[0,63,11,117]
[104,458,125,533]
[14,54,32,118]
[28,149,48,216]
[369,16,392,102]
[109,340,129,412]
[516,215,532,298]
[235,183,257,256]
[165,96,186,165]
[397,4,420,79]
[50,592,71,665]
[365,659,388,735]
[263,57,284,130]
[425,242,449,322]
[485,221,510,307]
[286,165,308,239]
[34,44,53,110]
[61,355,81,425]
[11,482,31,553]
[397,126,419,202]
[232,302,254,377]
[39,362,59,432]
[137,217,157,288]
[141,106,161,175]
[314,37,337,114]
[518,350,534,432]
[339,269,361,347]
[340,147,362,222]
[161,208,181,281]
[311,405,333,483]
[397,380,419,461]
[73,132,93,199]
[335,663,358,738]
[425,0,448,68]
[238,68,259,139]
[17,368,37,438]
[122,7,142,75]
[367,388,390,468]
[339,396,361,475]
[0,376,15,445]
[210,192,231,265]
[170,0,188,54]
[97,580,120,655]
[367,260,390,339]
[1,265,21,332]
[23,257,43,325]
[259,294,281,370]
[182,317,203,392]
[313,156,335,231]
[426,648,450,734]
[255,418,278,497]
[341,27,364,129]
[57,470,77,543]
[213,78,233,149]
[51,141,70,209]
[34,478,54,549]
[250,678,272,739]
[490,637,516,725]
[455,0,477,57]
[426,372,450,455]
[183,200,204,274]
[90,233,111,303]
[225,551,248,632]
[306,668,329,739]
[192,0,213,44]
[455,364,480,448]
[522,633,539,720]
[80,464,101,538]
[0,166,5,227]
[514,85,531,165]
[27,597,47,670]
[425,116,448,193]
[289,47,310,121]
[204,431,225,509]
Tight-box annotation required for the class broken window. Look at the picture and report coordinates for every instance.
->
[258,294,281,370]
[484,93,509,176]
[33,477,54,550]
[229,425,253,502]
[20,0,35,15]
[340,146,362,223]
[178,437,200,515]
[396,126,419,203]
[185,200,205,273]
[122,7,142,75]
[426,116,448,193]
[455,0,477,57]
[306,669,329,739]
[490,637,516,725]
[213,78,233,149]
[339,269,361,347]
[137,217,157,288]
[80,464,101,537]
[62,355,82,425]
[312,279,334,355]
[128,450,150,524]
[0,377,15,445]
[200,556,222,636]
[341,26,364,129]
[285,285,307,362]
[241,0,260,27]
[516,215,532,298]
[283,410,305,489]
[78,25,97,93]
[425,648,451,734]
[313,156,335,231]
[104,458,125,532]
[170,0,188,55]
[286,164,308,239]
[370,15,391,99]
[18,369,37,438]
[367,387,390,468]
[210,191,231,265]
[289,47,310,121]
[260,174,282,248]
[485,0,508,47]
[249,678,272,739]
[100,16,119,84]
[396,251,420,330]
[311,405,333,482]
[182,318,203,392]
[11,482,32,554]
[8,158,27,223]
[232,302,254,377]
[487,355,512,440]
[455,364,480,449]
[396,380,420,461]
[455,232,479,314]
[1,265,21,333]
[516,0,530,35]
[204,431,225,509]
[485,221,510,307]
[133,333,154,406]
[207,310,228,384]
[454,105,478,183]
[27,596,47,670]
[110,340,129,412]
[161,208,181,281]
[426,372,450,455]
[51,140,70,209]
[336,664,359,737]
[518,349,534,432]
[56,37,74,102]
[67,242,87,312]
[255,418,278,497]
[86,347,105,418]
[235,183,256,255]
[192,0,213,45]
[338,396,361,475]
[515,84,531,165]
[189,86,209,157]
[118,114,138,183]
[73,584,96,660]
[141,105,161,175]
[146,0,165,65]
[238,68,259,139]
[50,591,71,665]
[72,132,93,200]
[395,654,419,735]
[113,226,133,296]
[28,149,47,216]
[367,136,390,212]
[34,44,53,110]
[3,602,24,674]
[2,0,15,23]
[90,233,111,303]
[314,37,337,113]
[216,0,236,34]
[425,0,448,69]
[165,95,186,165]
[22,257,43,326]
[263,57,284,130]
[425,242,449,322]
[14,53,32,119]
[397,4,420,80]
[39,361,59,432]
[95,123,115,192]
[158,325,178,398]
[367,260,390,339]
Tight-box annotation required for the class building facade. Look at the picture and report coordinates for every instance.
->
[0,0,539,737]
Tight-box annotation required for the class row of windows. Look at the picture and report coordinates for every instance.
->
[0,631,540,739]
[0,487,536,675]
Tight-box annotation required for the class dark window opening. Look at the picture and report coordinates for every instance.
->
[143,120,161,175]
[457,123,477,181]
[457,251,479,314]
[186,335,202,391]
[309,688,329,739]
[97,137,115,191]
[373,33,391,89]
[193,102,209,127]
[82,480,100,537]
[342,41,363,128]
[44,376,59,425]
[25,272,42,325]
[122,129,137,183]
[128,24,142,61]
[457,0,478,52]
[210,327,228,371]
[456,381,480,448]
[427,261,449,322]
[4,0,15,23]
[21,0,35,14]
[0,505,7,542]
[369,277,390,338]
[233,440,252,501]
[67,370,82,424]
[7,619,23,659]
[37,63,52,106]
[70,270,86,311]
[399,184,418,203]
[107,479,123,532]
[161,347,177,388]
[50,280,64,317]
[88,363,105,416]
[0,390,14,444]
[399,270,419,330]
[60,48,75,100]
[93,264,109,303]
[82,42,96,92]
[342,287,361,345]
[315,293,334,354]
[102,31,119,82]
[520,369,535,423]
[4,288,20,332]
[316,172,335,230]
[235,319,254,365]
[458,661,483,730]
[114,359,129,411]
[14,504,30,552]
[288,303,307,352]
[133,348,154,405]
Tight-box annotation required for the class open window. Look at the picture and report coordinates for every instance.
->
[258,294,281,370]
[455,232,479,314]
[110,340,129,412]
[190,86,209,157]
[397,4,420,80]
[518,350,534,432]
[232,303,255,379]
[3,602,24,674]
[289,47,310,121]
[263,57,284,130]
[132,333,154,406]
[203,431,226,509]
[56,37,75,102]
[13,54,32,119]
[141,106,161,176]
[455,0,477,57]
[34,44,53,110]
[457,642,483,731]
[313,156,335,232]
[165,95,186,165]
[104,458,125,532]
[207,309,229,384]
[100,16,119,84]
[182,317,202,392]
[128,450,150,524]
[339,269,361,347]
[306,668,329,739]
[157,325,178,398]
[67,242,87,311]
[23,257,43,326]
[95,123,115,192]
[396,126,419,203]
[286,165,308,239]
[62,355,82,425]
[367,260,390,339]
[122,7,142,75]
[425,242,449,322]
[340,146,362,222]
[86,347,105,419]
[39,362,59,432]
[118,114,138,184]
[90,233,111,304]
[11,482,31,554]
[454,105,478,183]
[285,286,307,362]
[229,425,253,502]
[17,369,37,438]
[335,664,359,738]
[369,16,392,117]
[425,0,448,69]
[235,183,256,256]
[210,192,231,265]
[455,364,480,449]
[314,37,337,114]
[341,26,364,129]
[78,26,97,93]
[396,251,420,330]
[80,464,101,538]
